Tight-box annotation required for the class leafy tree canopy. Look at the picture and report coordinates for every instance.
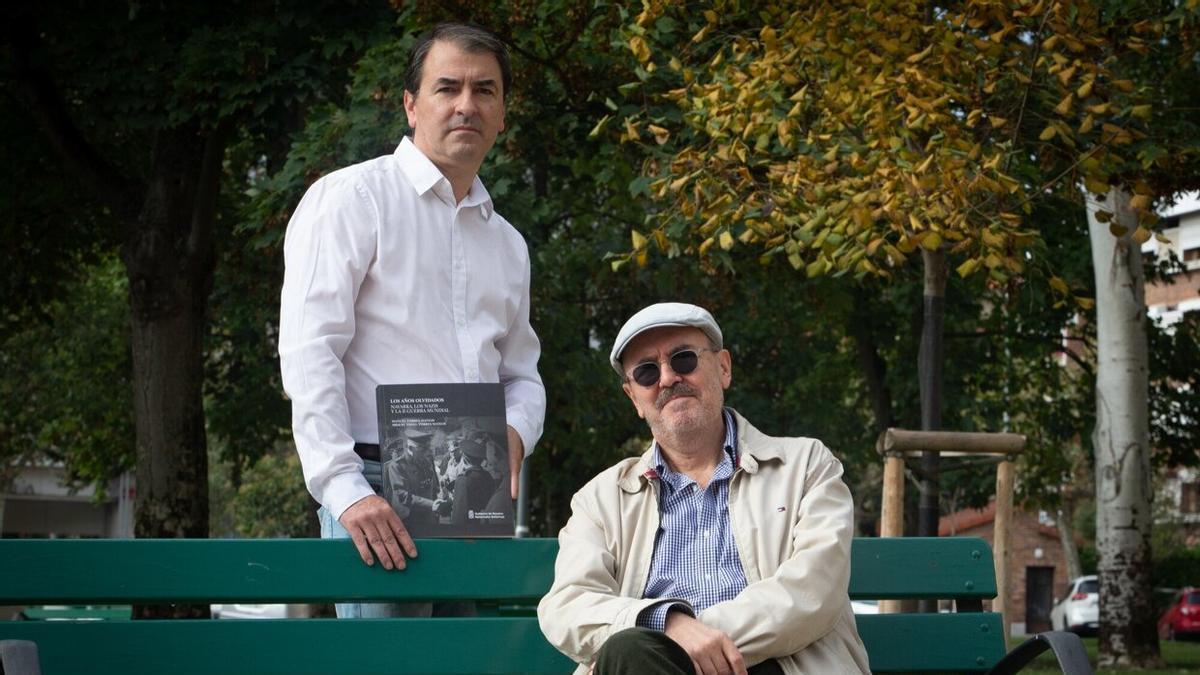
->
[611,0,1195,304]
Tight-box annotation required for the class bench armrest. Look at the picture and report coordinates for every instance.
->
[0,640,43,675]
[985,631,1092,675]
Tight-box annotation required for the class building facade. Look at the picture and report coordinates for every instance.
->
[0,461,133,538]
[940,501,1070,636]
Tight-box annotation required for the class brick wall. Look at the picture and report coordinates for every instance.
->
[948,507,1071,635]
[1146,268,1200,308]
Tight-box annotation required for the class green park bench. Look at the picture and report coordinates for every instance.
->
[0,536,1089,674]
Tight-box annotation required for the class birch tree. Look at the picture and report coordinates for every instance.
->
[1086,188,1159,667]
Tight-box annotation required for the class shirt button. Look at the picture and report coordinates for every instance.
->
[704,530,710,538]
[705,574,712,580]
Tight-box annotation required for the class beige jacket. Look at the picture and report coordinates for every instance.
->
[537,410,870,674]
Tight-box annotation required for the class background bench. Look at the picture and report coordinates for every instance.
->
[0,537,1088,674]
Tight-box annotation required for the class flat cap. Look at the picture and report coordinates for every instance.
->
[609,302,722,374]
[459,437,487,460]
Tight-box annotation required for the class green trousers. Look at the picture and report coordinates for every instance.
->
[594,627,786,675]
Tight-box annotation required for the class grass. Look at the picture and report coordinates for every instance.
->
[1018,636,1200,674]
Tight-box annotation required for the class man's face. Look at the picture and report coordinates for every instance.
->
[406,438,432,460]
[620,326,731,440]
[404,40,506,179]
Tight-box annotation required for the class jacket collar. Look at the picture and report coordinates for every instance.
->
[616,408,788,493]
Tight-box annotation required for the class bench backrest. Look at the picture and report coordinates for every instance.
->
[0,537,1004,674]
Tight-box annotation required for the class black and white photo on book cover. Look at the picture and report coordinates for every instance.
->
[375,383,513,537]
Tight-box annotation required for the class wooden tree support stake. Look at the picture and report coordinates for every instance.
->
[875,428,1025,639]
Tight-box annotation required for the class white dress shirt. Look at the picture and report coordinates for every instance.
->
[279,137,545,520]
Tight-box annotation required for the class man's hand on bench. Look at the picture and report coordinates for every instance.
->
[339,495,418,570]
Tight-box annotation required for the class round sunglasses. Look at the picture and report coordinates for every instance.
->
[628,348,712,387]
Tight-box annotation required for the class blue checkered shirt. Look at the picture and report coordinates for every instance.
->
[636,408,749,631]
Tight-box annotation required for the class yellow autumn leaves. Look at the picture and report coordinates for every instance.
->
[611,0,1159,302]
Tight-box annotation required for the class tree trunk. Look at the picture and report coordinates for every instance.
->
[1056,502,1083,582]
[1057,444,1089,583]
[917,248,947,613]
[126,124,224,619]
[850,287,894,436]
[1085,188,1161,667]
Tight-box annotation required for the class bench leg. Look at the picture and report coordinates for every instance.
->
[0,640,43,675]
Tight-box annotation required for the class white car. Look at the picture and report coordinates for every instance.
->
[1050,575,1099,634]
[210,603,291,619]
[851,599,879,614]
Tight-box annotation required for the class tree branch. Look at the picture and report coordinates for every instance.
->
[944,329,1095,372]
[5,15,143,219]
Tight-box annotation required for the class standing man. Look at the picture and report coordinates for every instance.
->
[538,303,869,675]
[279,23,545,616]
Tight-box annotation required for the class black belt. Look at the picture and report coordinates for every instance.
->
[353,443,380,462]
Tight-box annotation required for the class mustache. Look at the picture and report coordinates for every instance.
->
[656,382,698,410]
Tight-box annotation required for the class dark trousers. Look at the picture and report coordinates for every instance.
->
[594,627,786,675]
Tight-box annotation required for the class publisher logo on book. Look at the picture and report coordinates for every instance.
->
[468,510,505,521]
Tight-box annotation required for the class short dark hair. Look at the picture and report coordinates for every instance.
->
[405,23,512,100]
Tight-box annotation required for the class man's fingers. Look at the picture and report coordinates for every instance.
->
[506,427,524,500]
[391,516,418,558]
[698,654,722,675]
[362,521,395,570]
[365,513,404,570]
[723,640,748,675]
[381,531,406,570]
[348,526,375,566]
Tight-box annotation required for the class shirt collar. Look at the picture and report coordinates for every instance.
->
[646,408,739,488]
[394,137,494,219]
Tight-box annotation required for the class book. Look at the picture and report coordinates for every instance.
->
[375,383,514,538]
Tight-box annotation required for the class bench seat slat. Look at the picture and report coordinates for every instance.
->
[1,618,575,675]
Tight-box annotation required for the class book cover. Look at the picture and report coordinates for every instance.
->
[375,383,513,538]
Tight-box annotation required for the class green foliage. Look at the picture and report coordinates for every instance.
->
[0,256,133,493]
[228,452,313,539]
[1081,545,1100,575]
[0,99,114,338]
[1154,547,1200,592]
[1148,311,1200,468]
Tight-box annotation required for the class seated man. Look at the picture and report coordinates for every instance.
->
[538,303,870,675]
